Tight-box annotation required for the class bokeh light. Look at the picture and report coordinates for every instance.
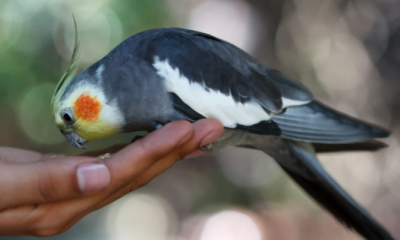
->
[199,210,263,240]
[216,147,280,189]
[106,192,177,240]
[19,83,65,145]
[186,0,259,53]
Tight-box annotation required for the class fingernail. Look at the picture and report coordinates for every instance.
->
[77,163,111,193]
[200,129,224,147]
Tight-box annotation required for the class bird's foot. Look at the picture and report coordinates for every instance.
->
[98,153,112,160]
[199,143,212,151]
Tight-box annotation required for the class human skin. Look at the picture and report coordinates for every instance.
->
[0,119,224,237]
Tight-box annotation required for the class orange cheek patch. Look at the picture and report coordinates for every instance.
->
[73,92,102,122]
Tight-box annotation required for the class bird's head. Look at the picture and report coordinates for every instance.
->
[51,18,124,148]
[53,81,125,148]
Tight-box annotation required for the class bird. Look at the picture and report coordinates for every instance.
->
[52,19,393,240]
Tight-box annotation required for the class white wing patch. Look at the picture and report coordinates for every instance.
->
[281,97,310,108]
[153,57,271,128]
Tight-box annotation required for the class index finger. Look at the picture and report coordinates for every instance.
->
[103,120,194,189]
[0,147,42,163]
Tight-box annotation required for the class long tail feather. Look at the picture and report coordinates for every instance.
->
[272,101,390,143]
[277,143,394,240]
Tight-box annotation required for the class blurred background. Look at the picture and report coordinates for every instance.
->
[0,0,399,239]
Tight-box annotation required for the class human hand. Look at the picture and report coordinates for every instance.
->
[0,119,224,236]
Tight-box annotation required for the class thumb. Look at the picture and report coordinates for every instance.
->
[0,157,110,209]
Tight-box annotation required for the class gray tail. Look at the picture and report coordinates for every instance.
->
[277,144,394,240]
[272,100,390,143]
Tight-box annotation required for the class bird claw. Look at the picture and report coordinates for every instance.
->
[199,143,212,151]
[98,153,111,160]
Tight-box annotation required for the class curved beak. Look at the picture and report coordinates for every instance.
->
[61,130,87,149]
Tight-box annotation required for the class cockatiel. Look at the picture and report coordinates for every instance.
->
[52,20,393,240]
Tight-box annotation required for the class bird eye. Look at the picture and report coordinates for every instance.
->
[63,113,73,123]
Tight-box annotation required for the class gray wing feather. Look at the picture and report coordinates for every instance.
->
[189,31,313,104]
[272,100,389,143]
[266,69,313,102]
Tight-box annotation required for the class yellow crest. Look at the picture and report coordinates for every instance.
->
[51,15,80,114]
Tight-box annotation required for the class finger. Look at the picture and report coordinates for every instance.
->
[79,144,128,157]
[103,120,194,190]
[132,119,224,187]
[82,119,224,210]
[179,118,224,158]
[0,156,108,209]
[41,144,129,160]
[0,147,42,163]
[0,201,82,236]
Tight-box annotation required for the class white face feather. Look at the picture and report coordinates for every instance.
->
[58,82,125,127]
[153,57,272,128]
[281,97,310,109]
